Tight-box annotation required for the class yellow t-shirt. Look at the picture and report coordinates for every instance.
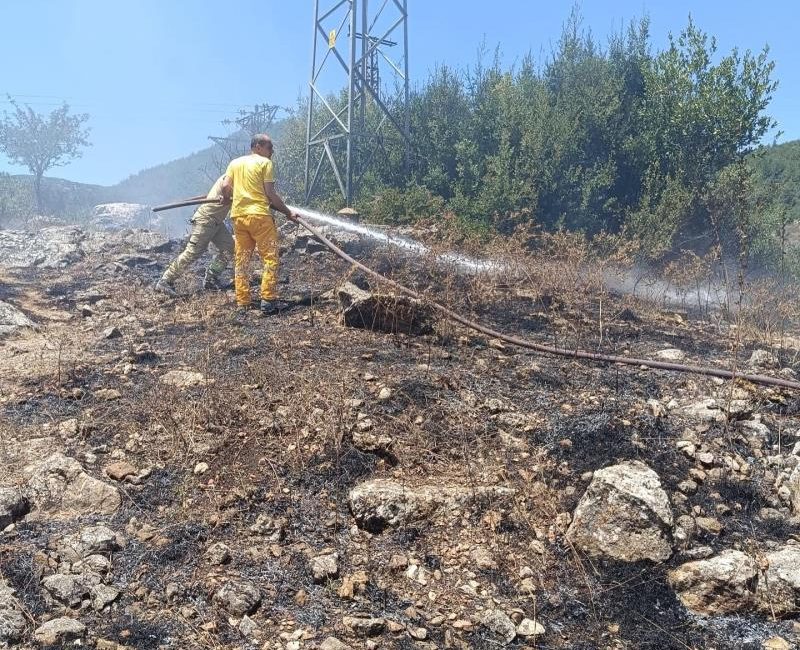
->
[224,153,275,219]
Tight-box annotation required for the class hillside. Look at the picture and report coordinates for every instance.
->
[0,222,799,649]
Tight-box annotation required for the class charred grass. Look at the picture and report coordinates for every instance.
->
[2,229,800,648]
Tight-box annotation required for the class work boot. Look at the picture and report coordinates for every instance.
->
[154,278,177,297]
[259,299,289,316]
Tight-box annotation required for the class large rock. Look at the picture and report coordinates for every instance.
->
[33,616,86,645]
[0,226,85,268]
[348,479,514,532]
[0,581,26,644]
[89,203,151,230]
[0,301,37,337]
[757,544,800,617]
[23,453,121,517]
[566,461,673,562]
[337,282,435,336]
[667,550,758,616]
[0,226,172,270]
[0,487,29,529]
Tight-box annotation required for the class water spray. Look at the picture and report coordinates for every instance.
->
[150,197,800,391]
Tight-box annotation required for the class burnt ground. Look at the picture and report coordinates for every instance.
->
[1,226,800,649]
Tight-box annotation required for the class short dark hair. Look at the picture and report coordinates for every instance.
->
[251,134,272,150]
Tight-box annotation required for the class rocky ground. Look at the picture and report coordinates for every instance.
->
[1,222,800,650]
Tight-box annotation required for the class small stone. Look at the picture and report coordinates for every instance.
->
[239,615,259,638]
[193,462,209,475]
[377,387,392,401]
[33,617,86,646]
[478,609,516,643]
[763,637,790,650]
[343,615,385,637]
[310,552,339,583]
[205,542,231,565]
[58,418,79,437]
[656,348,685,361]
[102,326,122,339]
[389,554,408,570]
[91,584,120,610]
[104,461,137,481]
[321,639,353,650]
[697,452,714,466]
[409,626,428,640]
[94,388,121,401]
[676,441,696,458]
[696,517,724,535]
[517,618,545,637]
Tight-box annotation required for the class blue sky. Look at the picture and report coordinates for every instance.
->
[1,0,798,186]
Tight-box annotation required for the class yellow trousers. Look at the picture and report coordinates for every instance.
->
[232,214,279,306]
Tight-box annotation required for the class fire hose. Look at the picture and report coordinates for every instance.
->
[151,197,800,391]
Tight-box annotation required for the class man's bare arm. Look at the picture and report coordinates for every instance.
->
[264,181,297,221]
[220,176,233,202]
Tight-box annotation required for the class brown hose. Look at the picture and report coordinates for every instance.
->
[294,214,800,392]
[152,197,220,212]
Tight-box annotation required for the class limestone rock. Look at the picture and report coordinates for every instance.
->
[104,461,137,481]
[749,349,778,368]
[160,370,207,389]
[566,461,673,563]
[310,552,339,583]
[320,638,353,650]
[788,465,800,515]
[212,580,261,616]
[0,300,37,336]
[90,584,120,610]
[478,609,516,643]
[205,542,231,565]
[517,618,545,637]
[249,514,287,541]
[33,616,86,645]
[342,615,385,637]
[656,348,685,361]
[679,398,725,423]
[668,550,758,615]
[338,282,435,336]
[42,574,94,607]
[756,544,800,617]
[56,525,121,562]
[23,453,121,517]
[0,487,29,529]
[348,479,514,532]
[0,226,86,269]
[0,581,26,643]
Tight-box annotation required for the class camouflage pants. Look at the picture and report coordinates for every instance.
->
[161,214,234,284]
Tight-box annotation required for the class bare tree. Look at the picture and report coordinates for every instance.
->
[0,96,91,214]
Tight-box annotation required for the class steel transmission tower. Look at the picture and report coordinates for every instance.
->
[304,0,410,206]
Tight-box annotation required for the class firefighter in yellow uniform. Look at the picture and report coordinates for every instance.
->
[221,134,297,314]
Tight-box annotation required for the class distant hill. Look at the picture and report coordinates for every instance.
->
[0,122,290,230]
[107,121,288,207]
[751,139,800,223]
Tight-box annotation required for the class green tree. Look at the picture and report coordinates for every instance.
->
[0,97,91,214]
[631,18,777,253]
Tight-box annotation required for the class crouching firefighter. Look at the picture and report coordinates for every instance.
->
[154,175,234,296]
